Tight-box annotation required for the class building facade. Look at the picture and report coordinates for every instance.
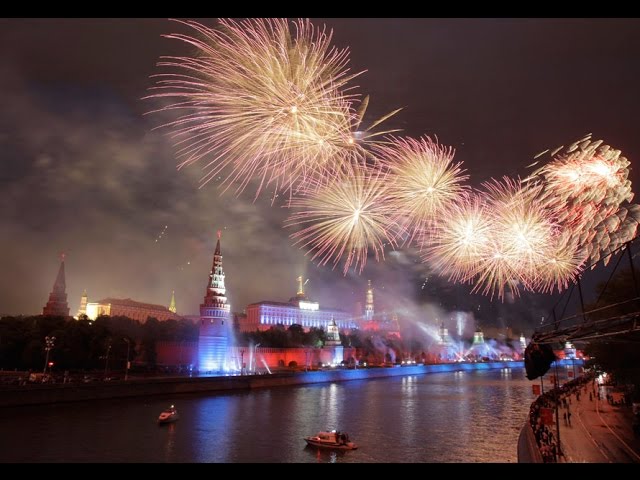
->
[85,297,179,322]
[239,276,356,332]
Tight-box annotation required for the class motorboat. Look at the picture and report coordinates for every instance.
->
[158,405,179,424]
[304,430,357,450]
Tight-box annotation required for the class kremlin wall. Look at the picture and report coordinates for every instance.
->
[40,231,532,373]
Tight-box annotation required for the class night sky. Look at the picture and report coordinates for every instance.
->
[1,18,639,333]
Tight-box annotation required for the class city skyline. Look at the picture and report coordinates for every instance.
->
[2,19,640,329]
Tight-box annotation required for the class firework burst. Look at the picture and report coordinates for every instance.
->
[374,136,469,246]
[532,137,631,208]
[529,135,638,270]
[147,18,363,198]
[285,161,403,274]
[534,233,585,294]
[483,178,561,298]
[425,178,560,300]
[422,193,492,283]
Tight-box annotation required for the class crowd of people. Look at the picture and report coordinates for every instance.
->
[528,371,595,463]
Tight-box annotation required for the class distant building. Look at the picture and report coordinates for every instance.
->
[43,254,70,317]
[85,297,179,322]
[364,279,374,321]
[467,326,491,358]
[239,276,355,332]
[325,318,344,365]
[564,341,576,359]
[472,328,485,346]
[520,334,527,351]
[358,280,401,337]
[76,289,88,318]
[438,322,453,346]
[232,312,247,331]
[325,318,342,346]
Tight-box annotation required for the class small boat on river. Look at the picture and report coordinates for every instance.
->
[304,430,357,450]
[158,405,179,424]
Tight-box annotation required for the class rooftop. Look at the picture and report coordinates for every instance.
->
[94,297,172,312]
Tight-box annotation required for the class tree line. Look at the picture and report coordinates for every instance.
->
[0,315,197,372]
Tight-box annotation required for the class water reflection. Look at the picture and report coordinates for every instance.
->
[303,445,346,463]
[318,383,339,429]
[163,423,177,462]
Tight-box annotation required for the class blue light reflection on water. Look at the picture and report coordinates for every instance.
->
[0,367,531,462]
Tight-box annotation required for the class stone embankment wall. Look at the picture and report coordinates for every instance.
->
[0,361,522,407]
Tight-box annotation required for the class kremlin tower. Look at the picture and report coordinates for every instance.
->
[325,317,344,365]
[438,321,452,346]
[43,254,70,317]
[472,327,485,346]
[288,275,308,305]
[325,318,341,346]
[77,289,88,318]
[469,326,490,358]
[198,230,231,372]
[520,333,527,351]
[168,291,177,314]
[364,279,374,321]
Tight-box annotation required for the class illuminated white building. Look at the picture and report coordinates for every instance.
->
[239,276,356,332]
[85,297,179,322]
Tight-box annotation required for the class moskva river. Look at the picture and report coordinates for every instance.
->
[0,367,531,462]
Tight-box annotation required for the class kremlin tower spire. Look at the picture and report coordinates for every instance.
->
[198,229,231,372]
[293,275,310,303]
[43,253,70,317]
[203,230,228,309]
[168,290,177,314]
[365,279,374,321]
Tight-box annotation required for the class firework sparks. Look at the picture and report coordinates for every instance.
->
[349,95,403,151]
[422,193,491,284]
[534,233,585,294]
[374,136,469,246]
[154,225,169,243]
[147,18,363,198]
[284,161,403,274]
[474,178,557,299]
[529,135,638,272]
[425,178,561,300]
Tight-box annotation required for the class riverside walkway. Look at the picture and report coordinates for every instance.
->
[559,382,640,463]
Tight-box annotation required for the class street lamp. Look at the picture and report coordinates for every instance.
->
[104,342,112,379]
[43,336,56,375]
[240,349,245,375]
[124,338,131,381]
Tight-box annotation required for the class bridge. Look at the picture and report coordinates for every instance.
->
[532,237,640,346]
